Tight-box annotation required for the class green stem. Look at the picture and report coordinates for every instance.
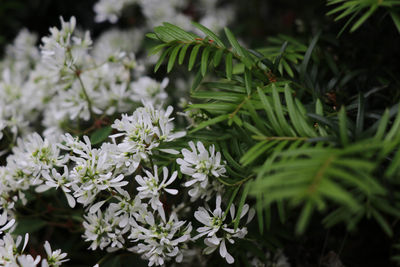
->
[252,135,309,141]
[76,72,95,118]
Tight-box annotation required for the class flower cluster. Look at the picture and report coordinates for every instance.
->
[93,0,235,33]
[193,195,255,264]
[111,103,185,163]
[177,141,226,201]
[0,233,68,267]
[0,4,292,267]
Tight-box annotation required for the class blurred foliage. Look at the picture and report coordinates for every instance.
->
[2,0,400,266]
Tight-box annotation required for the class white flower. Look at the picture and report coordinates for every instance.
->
[0,209,15,234]
[135,166,178,211]
[128,207,192,266]
[0,233,30,266]
[36,167,76,208]
[41,241,69,267]
[130,77,168,105]
[59,135,128,206]
[92,28,144,60]
[177,141,226,201]
[94,0,137,23]
[18,254,41,267]
[193,195,254,264]
[11,133,65,182]
[108,190,148,228]
[111,103,185,162]
[83,208,128,251]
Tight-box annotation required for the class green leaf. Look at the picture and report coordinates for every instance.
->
[167,45,181,73]
[154,47,172,72]
[189,44,201,71]
[355,93,365,138]
[272,84,293,136]
[192,22,226,48]
[189,103,236,114]
[191,91,243,102]
[154,26,176,43]
[282,59,294,77]
[189,114,229,133]
[273,41,288,71]
[244,68,252,96]
[338,106,349,146]
[374,109,389,140]
[390,11,400,33]
[300,32,320,77]
[319,179,360,211]
[178,44,190,65]
[257,87,284,136]
[201,46,211,76]
[162,22,198,41]
[370,208,393,236]
[296,201,313,234]
[284,85,305,136]
[350,4,378,32]
[386,105,400,141]
[223,186,241,219]
[234,183,251,230]
[191,69,203,92]
[148,43,169,55]
[145,32,158,40]
[240,140,278,166]
[203,81,246,93]
[213,49,224,67]
[224,27,243,56]
[226,53,233,80]
[224,27,253,67]
[90,126,112,145]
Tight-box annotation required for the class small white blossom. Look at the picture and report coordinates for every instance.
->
[111,103,185,162]
[93,0,137,23]
[128,207,192,266]
[0,233,30,266]
[18,254,41,267]
[83,208,128,251]
[41,241,69,267]
[36,167,76,208]
[193,195,254,264]
[177,141,226,201]
[135,166,178,211]
[130,77,168,105]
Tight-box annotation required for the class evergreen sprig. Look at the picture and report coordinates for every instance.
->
[149,20,400,240]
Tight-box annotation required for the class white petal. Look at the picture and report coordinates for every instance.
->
[216,195,222,210]
[240,204,249,219]
[219,239,227,257]
[164,188,178,195]
[247,208,256,224]
[159,148,180,155]
[194,210,211,226]
[164,171,177,186]
[89,201,106,214]
[225,250,234,264]
[0,219,15,232]
[44,241,52,256]
[184,179,198,187]
[65,193,76,208]
[22,233,29,252]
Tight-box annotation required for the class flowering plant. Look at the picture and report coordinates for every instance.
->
[1,0,400,266]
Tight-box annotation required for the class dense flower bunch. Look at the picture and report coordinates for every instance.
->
[93,0,235,33]
[2,0,397,264]
[0,4,285,264]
